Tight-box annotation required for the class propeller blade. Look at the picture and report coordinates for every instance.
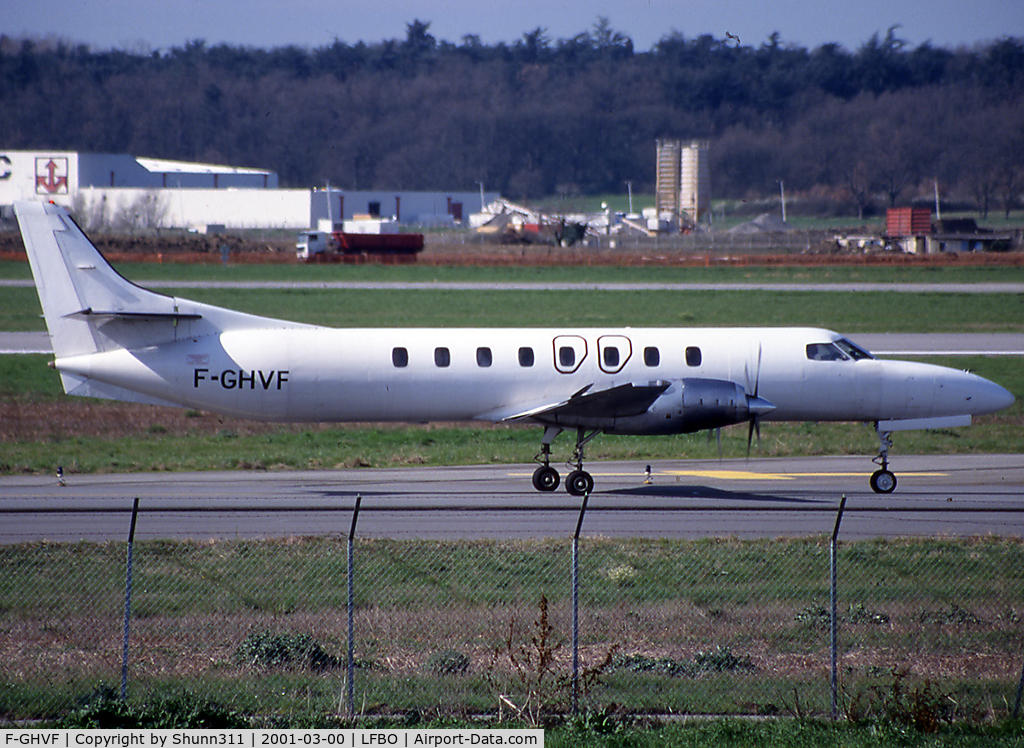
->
[755,344,762,397]
[746,344,766,459]
[746,416,764,458]
[744,344,763,396]
[742,343,768,459]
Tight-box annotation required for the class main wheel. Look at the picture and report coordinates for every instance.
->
[532,465,560,492]
[869,469,897,494]
[566,469,594,496]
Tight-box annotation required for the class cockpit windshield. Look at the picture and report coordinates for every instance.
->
[806,343,847,361]
[835,338,874,360]
[806,338,875,362]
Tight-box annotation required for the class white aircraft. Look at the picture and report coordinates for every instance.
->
[14,200,1015,495]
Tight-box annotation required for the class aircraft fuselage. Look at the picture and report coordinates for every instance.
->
[53,323,1011,432]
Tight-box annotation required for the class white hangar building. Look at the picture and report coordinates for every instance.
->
[0,150,495,230]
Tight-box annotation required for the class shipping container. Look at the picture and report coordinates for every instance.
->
[886,207,932,236]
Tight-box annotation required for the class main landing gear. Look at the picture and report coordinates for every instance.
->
[531,426,599,496]
[870,424,898,494]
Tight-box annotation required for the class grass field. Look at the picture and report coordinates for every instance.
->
[4,257,1024,283]
[3,258,1023,332]
[3,284,1024,332]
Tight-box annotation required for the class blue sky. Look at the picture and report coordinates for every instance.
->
[7,0,1023,52]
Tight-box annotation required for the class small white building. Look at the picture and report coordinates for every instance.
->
[312,188,498,228]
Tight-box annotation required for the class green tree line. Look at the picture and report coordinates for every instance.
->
[2,21,1023,214]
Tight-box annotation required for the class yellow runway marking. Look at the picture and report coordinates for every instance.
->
[510,470,946,481]
[662,470,945,480]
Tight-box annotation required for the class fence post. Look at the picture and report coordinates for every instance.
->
[347,494,361,719]
[121,498,140,702]
[830,495,846,721]
[1014,659,1024,719]
[571,492,589,717]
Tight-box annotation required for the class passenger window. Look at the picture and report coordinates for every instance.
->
[806,343,848,361]
[553,335,587,373]
[603,347,620,368]
[685,346,702,367]
[644,347,660,367]
[518,347,534,367]
[392,347,408,367]
[476,347,492,367]
[434,347,450,367]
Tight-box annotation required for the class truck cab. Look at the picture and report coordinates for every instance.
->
[295,231,331,260]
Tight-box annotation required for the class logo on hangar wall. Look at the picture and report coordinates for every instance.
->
[36,157,69,194]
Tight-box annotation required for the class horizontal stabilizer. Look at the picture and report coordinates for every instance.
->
[65,308,203,322]
[59,371,184,408]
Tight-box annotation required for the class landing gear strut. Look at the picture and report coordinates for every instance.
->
[565,427,599,496]
[870,424,898,494]
[531,426,599,495]
[532,426,562,492]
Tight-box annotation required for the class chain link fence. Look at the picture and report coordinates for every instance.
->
[432,229,830,259]
[2,499,1023,725]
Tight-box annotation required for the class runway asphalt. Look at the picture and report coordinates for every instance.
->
[2,454,1021,544]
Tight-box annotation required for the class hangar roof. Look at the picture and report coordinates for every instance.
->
[135,157,272,175]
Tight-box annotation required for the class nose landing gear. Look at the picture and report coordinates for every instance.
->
[870,425,898,494]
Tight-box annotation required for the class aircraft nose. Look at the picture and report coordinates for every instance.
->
[967,376,1015,415]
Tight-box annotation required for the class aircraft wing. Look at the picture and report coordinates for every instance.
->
[477,380,670,423]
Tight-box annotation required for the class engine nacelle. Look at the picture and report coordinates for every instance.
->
[603,378,766,435]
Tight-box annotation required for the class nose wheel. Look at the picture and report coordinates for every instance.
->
[870,424,898,494]
[869,466,897,493]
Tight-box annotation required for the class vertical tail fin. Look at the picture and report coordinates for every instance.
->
[15,200,184,358]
